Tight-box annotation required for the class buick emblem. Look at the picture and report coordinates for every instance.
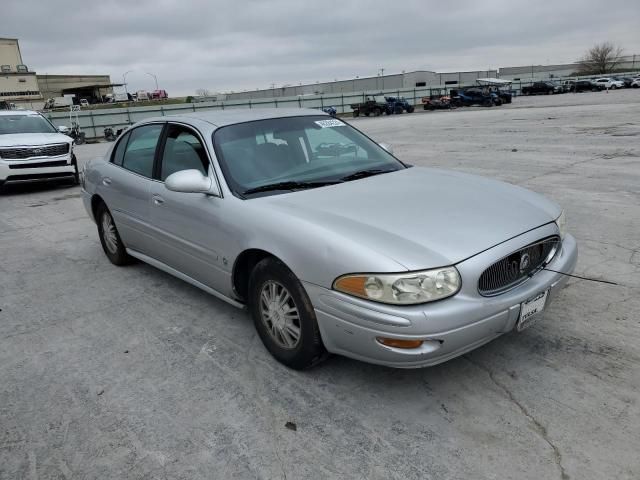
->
[519,253,530,273]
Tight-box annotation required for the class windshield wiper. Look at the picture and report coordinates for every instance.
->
[242,180,341,195]
[340,168,396,182]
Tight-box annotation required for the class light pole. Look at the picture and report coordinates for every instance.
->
[123,70,133,95]
[379,68,385,91]
[146,72,159,91]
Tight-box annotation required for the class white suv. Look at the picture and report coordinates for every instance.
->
[0,110,78,187]
[594,78,625,89]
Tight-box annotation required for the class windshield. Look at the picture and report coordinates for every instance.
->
[0,114,57,135]
[213,115,405,197]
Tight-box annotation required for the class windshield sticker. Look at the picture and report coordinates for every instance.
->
[315,119,345,128]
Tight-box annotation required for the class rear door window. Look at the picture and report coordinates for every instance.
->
[121,124,164,178]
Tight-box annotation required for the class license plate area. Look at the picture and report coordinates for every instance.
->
[516,290,549,331]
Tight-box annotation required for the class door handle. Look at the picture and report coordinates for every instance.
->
[102,177,112,186]
[152,194,165,205]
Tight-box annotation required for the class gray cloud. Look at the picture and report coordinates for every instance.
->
[4,0,640,96]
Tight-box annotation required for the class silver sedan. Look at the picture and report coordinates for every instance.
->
[81,109,577,369]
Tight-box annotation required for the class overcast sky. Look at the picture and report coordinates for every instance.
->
[4,0,639,96]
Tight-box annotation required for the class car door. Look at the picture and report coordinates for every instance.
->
[147,123,228,293]
[98,123,164,253]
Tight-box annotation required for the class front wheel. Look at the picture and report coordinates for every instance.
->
[610,85,616,90]
[249,257,327,369]
[352,109,359,117]
[71,154,80,185]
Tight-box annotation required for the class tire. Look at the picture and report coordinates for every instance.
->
[407,106,414,113]
[96,202,133,266]
[373,108,381,117]
[249,257,327,369]
[364,111,370,117]
[610,85,616,90]
[71,154,80,185]
[353,109,359,117]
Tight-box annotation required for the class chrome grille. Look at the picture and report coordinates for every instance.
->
[478,236,560,296]
[0,143,70,160]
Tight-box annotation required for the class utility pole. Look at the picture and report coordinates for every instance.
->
[379,68,385,90]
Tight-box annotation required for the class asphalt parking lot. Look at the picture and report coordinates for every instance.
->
[1,90,639,480]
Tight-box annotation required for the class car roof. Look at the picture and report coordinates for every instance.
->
[0,109,43,116]
[138,108,328,129]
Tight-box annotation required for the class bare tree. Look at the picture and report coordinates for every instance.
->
[577,42,624,75]
[195,88,212,97]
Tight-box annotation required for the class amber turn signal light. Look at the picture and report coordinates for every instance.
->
[376,337,424,349]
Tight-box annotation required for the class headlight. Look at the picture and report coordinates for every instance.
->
[333,266,461,305]
[555,210,567,239]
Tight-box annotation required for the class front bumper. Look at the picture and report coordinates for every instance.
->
[0,155,75,184]
[306,224,578,368]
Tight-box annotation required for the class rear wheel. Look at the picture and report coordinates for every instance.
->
[96,203,133,266]
[610,85,616,90]
[249,257,327,369]
[373,108,382,117]
[353,109,359,117]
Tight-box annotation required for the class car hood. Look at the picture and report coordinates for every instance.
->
[0,133,71,147]
[260,167,561,270]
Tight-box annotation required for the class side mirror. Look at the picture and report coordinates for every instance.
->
[58,125,70,134]
[165,169,219,196]
[379,142,394,154]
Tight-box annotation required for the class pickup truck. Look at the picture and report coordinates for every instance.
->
[521,82,562,95]
[350,96,390,117]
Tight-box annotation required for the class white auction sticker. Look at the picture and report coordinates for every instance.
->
[315,119,345,128]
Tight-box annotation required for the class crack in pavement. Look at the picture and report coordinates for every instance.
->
[463,356,570,480]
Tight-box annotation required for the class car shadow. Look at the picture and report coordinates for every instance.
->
[0,180,78,196]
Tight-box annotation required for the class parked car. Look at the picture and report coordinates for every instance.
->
[631,78,640,88]
[385,96,414,114]
[450,87,500,107]
[521,82,562,95]
[350,95,389,117]
[571,80,605,92]
[0,110,78,187]
[81,109,577,369]
[594,78,625,89]
[611,77,634,88]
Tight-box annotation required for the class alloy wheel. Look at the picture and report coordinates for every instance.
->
[259,280,301,349]
[101,212,118,254]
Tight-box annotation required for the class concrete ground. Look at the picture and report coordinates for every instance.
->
[1,89,638,480]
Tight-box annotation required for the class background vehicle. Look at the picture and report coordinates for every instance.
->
[521,82,562,95]
[322,106,337,117]
[571,80,604,92]
[476,78,513,103]
[450,87,500,107]
[422,95,453,110]
[631,78,640,88]
[350,95,389,117]
[151,89,169,100]
[135,90,151,101]
[612,76,634,88]
[594,78,624,89]
[385,96,414,114]
[0,110,78,186]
